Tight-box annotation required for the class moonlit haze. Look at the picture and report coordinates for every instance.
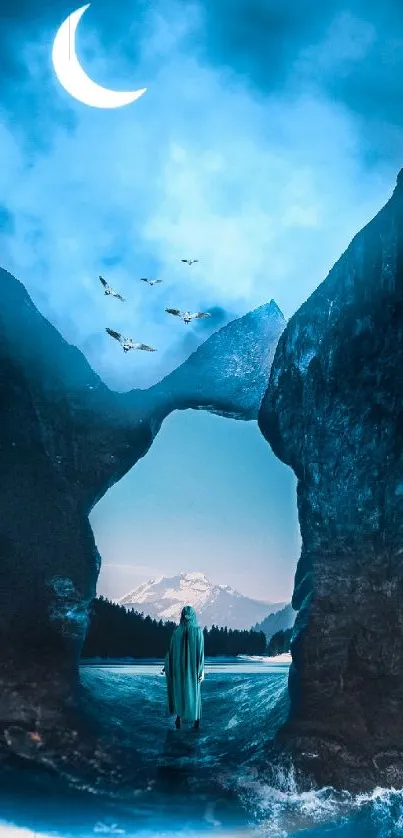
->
[1,0,402,602]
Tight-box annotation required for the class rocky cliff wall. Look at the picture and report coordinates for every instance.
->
[259,171,403,790]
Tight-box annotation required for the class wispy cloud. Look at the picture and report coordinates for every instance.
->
[294,12,376,79]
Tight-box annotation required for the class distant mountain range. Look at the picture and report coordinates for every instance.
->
[254,603,296,640]
[117,572,287,630]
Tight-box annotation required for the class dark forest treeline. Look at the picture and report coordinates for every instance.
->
[81,596,268,658]
[267,627,293,656]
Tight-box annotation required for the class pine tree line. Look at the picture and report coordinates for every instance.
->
[267,627,293,656]
[81,596,270,659]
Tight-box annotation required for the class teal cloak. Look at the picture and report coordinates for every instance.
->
[165,608,205,722]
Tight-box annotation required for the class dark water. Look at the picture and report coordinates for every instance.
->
[1,659,403,837]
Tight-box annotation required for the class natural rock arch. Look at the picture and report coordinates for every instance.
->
[0,267,285,721]
[2,171,401,793]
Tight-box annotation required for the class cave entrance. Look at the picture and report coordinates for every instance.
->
[88,409,299,655]
[80,408,299,801]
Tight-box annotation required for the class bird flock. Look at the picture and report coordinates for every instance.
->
[100,260,211,353]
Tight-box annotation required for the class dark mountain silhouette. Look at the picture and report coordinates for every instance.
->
[254,604,295,640]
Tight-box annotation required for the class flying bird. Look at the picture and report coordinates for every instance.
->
[165,308,211,325]
[106,328,156,353]
[139,278,163,286]
[181,259,199,265]
[99,276,125,301]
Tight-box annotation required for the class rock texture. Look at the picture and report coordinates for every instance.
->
[259,171,403,790]
[0,267,285,720]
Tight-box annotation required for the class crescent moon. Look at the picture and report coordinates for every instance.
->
[51,3,147,109]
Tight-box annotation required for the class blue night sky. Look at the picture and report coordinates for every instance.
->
[0,0,402,600]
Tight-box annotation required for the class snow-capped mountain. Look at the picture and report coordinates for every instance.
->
[117,572,286,630]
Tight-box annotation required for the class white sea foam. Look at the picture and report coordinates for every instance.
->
[238,653,292,664]
[0,827,257,838]
[2,786,403,837]
[232,767,403,838]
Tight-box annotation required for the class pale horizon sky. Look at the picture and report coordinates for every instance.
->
[92,411,300,602]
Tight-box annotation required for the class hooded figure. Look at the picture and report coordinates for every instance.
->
[164,605,205,729]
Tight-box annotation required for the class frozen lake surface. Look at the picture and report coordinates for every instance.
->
[80,654,292,675]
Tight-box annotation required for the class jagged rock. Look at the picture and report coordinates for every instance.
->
[259,171,403,790]
[152,299,285,421]
[0,267,285,717]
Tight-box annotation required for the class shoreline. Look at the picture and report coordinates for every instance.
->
[80,652,292,666]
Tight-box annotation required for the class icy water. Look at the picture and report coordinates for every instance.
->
[1,658,403,837]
